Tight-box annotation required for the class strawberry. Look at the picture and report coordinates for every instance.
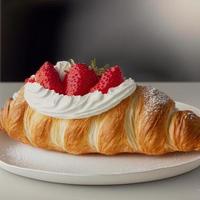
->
[64,63,99,96]
[63,71,68,93]
[25,75,35,83]
[90,65,124,94]
[35,61,64,94]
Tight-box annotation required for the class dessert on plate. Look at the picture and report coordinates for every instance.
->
[0,59,200,155]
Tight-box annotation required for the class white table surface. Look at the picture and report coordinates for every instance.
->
[0,82,200,200]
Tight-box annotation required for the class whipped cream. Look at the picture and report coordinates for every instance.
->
[24,78,136,119]
[13,92,19,100]
[54,61,71,80]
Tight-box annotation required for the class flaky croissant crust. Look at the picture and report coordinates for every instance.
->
[0,85,200,155]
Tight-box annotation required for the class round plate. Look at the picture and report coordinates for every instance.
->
[0,102,200,185]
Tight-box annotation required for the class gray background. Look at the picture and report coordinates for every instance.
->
[1,0,200,81]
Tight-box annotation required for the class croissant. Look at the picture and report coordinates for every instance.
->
[0,85,200,155]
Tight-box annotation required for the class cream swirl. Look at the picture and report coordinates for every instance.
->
[24,78,136,119]
[54,61,71,80]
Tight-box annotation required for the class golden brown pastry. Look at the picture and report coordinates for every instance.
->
[0,85,200,155]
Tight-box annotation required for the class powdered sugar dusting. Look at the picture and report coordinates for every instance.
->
[185,111,197,120]
[143,86,170,116]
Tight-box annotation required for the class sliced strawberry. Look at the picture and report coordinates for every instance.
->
[90,65,124,94]
[64,63,99,96]
[25,75,35,83]
[35,61,64,94]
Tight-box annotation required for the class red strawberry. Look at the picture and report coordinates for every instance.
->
[35,61,64,94]
[63,72,68,93]
[25,75,35,83]
[90,65,124,94]
[64,63,99,96]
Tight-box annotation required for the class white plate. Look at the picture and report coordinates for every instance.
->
[0,102,200,185]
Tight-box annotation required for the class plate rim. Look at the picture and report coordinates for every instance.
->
[0,150,200,177]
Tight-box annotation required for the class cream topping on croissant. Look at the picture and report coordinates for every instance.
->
[24,78,136,119]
